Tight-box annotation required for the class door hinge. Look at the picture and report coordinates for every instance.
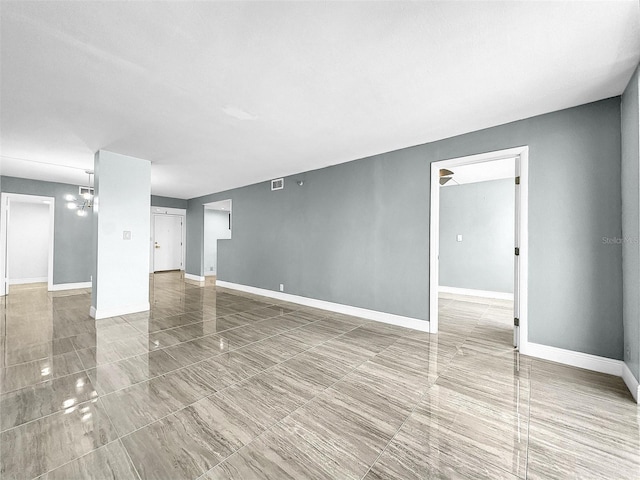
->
[515,176,520,185]
[514,317,520,327]
[515,247,520,256]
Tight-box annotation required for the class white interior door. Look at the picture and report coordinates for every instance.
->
[153,215,183,272]
[513,156,521,349]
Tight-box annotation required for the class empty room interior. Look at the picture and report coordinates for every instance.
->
[1,1,640,479]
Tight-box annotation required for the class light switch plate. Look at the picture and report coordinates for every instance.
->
[123,231,132,240]
[456,234,463,242]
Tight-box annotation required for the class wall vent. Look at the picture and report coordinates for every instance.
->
[271,178,284,191]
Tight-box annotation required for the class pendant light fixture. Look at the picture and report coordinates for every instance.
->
[65,170,94,216]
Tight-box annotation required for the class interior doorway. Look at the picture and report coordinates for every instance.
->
[203,200,232,279]
[0,193,55,296]
[429,146,529,352]
[150,207,186,273]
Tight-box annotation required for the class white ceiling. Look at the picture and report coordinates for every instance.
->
[1,1,638,199]
[441,158,515,187]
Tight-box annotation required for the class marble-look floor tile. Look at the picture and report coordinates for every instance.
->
[4,337,75,366]
[3,280,640,480]
[0,371,96,431]
[87,350,182,394]
[364,429,518,480]
[0,350,85,394]
[121,393,265,480]
[39,440,139,480]
[235,333,309,368]
[163,334,228,365]
[203,423,358,480]
[219,374,306,427]
[283,388,401,478]
[1,398,118,479]
[101,364,218,436]
[527,419,640,479]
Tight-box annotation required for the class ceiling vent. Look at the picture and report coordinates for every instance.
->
[271,178,284,191]
[79,186,94,197]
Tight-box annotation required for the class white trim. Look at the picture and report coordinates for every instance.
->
[7,277,48,285]
[621,362,640,404]
[524,342,622,377]
[185,273,205,282]
[51,281,92,291]
[90,302,150,320]
[439,286,513,300]
[216,280,430,332]
[0,193,55,296]
[430,146,529,346]
[150,206,186,216]
[204,271,217,277]
[524,343,639,402]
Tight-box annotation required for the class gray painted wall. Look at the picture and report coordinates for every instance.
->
[622,64,640,380]
[151,195,187,209]
[1,175,93,284]
[204,209,232,274]
[439,179,514,293]
[186,98,623,359]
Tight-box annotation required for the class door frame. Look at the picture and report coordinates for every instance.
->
[0,193,56,295]
[150,207,186,273]
[429,146,529,353]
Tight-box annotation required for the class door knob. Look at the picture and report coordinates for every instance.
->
[155,243,160,249]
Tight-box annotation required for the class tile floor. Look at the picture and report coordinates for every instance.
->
[0,274,639,479]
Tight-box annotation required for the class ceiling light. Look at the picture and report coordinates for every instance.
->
[439,168,454,186]
[68,170,94,217]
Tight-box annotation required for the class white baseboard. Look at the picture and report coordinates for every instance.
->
[204,271,217,277]
[439,286,514,300]
[51,281,92,291]
[90,302,150,320]
[621,362,640,403]
[8,277,47,285]
[185,273,205,283]
[216,280,430,332]
[523,342,623,377]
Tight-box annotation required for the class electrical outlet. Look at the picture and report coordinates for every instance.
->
[279,284,284,292]
[456,234,463,242]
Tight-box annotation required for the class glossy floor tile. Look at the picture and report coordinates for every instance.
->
[1,275,639,479]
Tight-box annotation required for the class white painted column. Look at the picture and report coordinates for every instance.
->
[90,150,151,319]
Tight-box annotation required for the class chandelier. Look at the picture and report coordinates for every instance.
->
[66,170,94,217]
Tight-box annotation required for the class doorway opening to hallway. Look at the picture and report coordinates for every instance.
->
[429,146,529,353]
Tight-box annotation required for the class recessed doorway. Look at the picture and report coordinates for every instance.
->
[203,199,232,280]
[429,146,529,352]
[150,207,186,273]
[0,193,55,296]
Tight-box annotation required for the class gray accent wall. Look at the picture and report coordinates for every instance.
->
[1,175,93,285]
[151,195,187,209]
[187,98,623,359]
[622,64,640,380]
[439,179,514,293]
